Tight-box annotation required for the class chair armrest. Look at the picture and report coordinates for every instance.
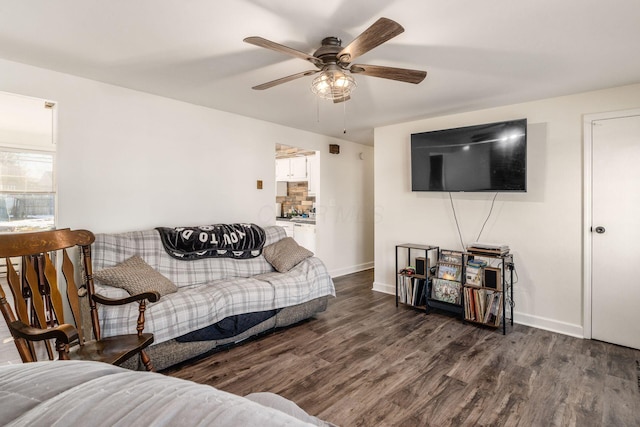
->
[10,320,78,343]
[92,291,161,306]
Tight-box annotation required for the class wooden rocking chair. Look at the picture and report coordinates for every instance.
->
[0,228,158,370]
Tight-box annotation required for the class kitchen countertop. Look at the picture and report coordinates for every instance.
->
[275,217,316,225]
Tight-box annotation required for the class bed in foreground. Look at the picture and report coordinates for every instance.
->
[0,361,336,426]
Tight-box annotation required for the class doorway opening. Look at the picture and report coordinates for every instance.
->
[275,143,319,254]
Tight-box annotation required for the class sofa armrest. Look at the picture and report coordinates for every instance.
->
[93,291,161,306]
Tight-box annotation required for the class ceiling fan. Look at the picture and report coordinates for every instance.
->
[244,17,427,103]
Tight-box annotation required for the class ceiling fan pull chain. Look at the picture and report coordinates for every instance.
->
[316,97,321,123]
[343,95,347,134]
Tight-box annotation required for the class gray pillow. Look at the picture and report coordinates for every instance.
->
[263,237,313,273]
[93,255,177,297]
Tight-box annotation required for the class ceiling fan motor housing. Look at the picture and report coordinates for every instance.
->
[314,37,344,65]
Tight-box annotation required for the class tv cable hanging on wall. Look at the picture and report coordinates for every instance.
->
[448,192,499,250]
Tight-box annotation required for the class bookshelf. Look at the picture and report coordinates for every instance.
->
[463,251,514,335]
[395,243,439,312]
[394,243,515,335]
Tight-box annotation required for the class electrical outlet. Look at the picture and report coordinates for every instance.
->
[256,180,263,189]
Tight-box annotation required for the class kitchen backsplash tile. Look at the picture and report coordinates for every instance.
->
[276,181,315,215]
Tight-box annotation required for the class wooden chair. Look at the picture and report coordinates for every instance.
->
[0,228,158,371]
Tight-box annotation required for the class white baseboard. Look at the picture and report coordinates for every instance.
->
[372,281,394,295]
[330,262,374,278]
[371,283,585,339]
[513,312,584,338]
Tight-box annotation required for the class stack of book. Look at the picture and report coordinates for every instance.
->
[464,287,502,326]
[397,272,427,306]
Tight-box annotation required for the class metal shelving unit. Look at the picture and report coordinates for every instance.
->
[394,243,515,335]
[395,243,439,311]
[463,251,514,335]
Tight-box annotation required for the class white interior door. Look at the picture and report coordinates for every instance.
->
[591,113,640,349]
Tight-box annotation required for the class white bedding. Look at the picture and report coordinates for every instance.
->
[0,361,335,426]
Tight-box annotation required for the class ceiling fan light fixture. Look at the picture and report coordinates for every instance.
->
[311,65,356,101]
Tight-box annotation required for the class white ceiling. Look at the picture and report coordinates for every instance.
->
[1,0,639,146]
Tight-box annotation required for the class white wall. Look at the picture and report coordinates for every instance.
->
[0,58,374,276]
[252,123,375,277]
[374,83,640,337]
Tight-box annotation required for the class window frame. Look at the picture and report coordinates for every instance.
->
[0,92,57,234]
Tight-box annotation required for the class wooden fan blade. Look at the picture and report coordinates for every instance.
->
[350,64,427,84]
[252,70,319,90]
[337,18,404,63]
[244,36,322,66]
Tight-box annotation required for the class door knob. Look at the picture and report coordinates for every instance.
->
[594,226,606,234]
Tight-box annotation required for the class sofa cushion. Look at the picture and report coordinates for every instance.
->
[263,237,313,273]
[94,255,178,297]
[92,226,288,288]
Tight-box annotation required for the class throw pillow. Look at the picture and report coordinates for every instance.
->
[93,255,177,297]
[263,237,313,273]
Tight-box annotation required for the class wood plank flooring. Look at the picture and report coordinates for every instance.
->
[164,269,640,426]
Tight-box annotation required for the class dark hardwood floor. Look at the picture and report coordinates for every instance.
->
[164,269,640,426]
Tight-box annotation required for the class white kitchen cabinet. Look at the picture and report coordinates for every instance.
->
[289,157,307,180]
[275,220,315,252]
[275,220,294,237]
[275,158,290,181]
[275,157,307,182]
[293,223,316,253]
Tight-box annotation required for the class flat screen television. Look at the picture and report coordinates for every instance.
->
[411,119,527,192]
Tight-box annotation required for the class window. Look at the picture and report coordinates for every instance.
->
[0,92,55,233]
[0,150,55,232]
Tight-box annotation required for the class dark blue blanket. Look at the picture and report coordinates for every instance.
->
[175,309,279,342]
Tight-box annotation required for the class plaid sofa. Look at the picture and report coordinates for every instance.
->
[91,225,335,369]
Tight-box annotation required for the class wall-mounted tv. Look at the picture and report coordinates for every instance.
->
[411,119,527,192]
